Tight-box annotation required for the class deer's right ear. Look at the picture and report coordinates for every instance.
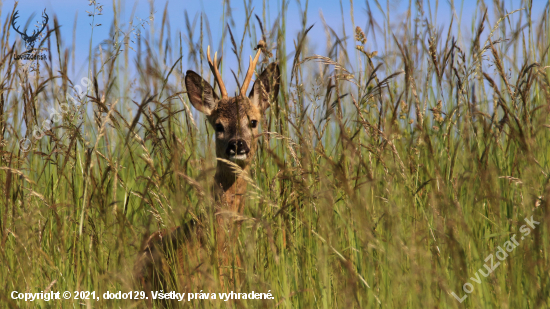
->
[185,70,218,115]
[249,63,280,112]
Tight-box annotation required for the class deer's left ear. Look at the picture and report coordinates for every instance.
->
[185,70,219,115]
[249,62,280,111]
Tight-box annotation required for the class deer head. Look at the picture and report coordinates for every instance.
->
[185,42,280,170]
[11,9,49,51]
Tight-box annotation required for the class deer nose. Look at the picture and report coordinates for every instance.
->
[226,139,250,156]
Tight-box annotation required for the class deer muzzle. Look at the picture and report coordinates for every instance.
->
[226,139,250,161]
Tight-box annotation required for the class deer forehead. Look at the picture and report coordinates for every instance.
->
[212,97,261,124]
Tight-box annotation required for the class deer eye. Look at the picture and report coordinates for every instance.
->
[215,123,224,132]
[250,120,258,128]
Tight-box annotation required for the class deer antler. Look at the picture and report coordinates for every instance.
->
[207,46,228,100]
[28,9,49,41]
[240,40,266,97]
[11,11,26,37]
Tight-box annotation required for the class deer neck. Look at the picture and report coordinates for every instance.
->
[213,161,250,214]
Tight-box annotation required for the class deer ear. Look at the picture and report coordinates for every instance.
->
[185,70,218,115]
[249,63,280,111]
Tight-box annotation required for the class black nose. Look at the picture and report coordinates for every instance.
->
[226,139,250,156]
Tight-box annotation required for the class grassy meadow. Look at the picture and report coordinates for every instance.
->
[1,0,550,308]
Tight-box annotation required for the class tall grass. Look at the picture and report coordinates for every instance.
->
[1,0,550,308]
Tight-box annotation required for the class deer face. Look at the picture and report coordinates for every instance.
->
[185,61,280,167]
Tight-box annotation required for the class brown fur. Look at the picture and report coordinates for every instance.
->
[134,61,280,307]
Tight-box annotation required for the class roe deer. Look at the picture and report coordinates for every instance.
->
[134,40,280,306]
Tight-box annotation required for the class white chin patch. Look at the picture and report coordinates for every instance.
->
[229,154,247,161]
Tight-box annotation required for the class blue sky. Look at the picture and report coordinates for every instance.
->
[2,0,546,145]
[1,0,547,85]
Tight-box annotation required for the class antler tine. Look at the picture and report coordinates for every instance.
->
[207,45,228,99]
[40,9,49,31]
[30,9,49,41]
[11,11,25,36]
[240,40,266,97]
